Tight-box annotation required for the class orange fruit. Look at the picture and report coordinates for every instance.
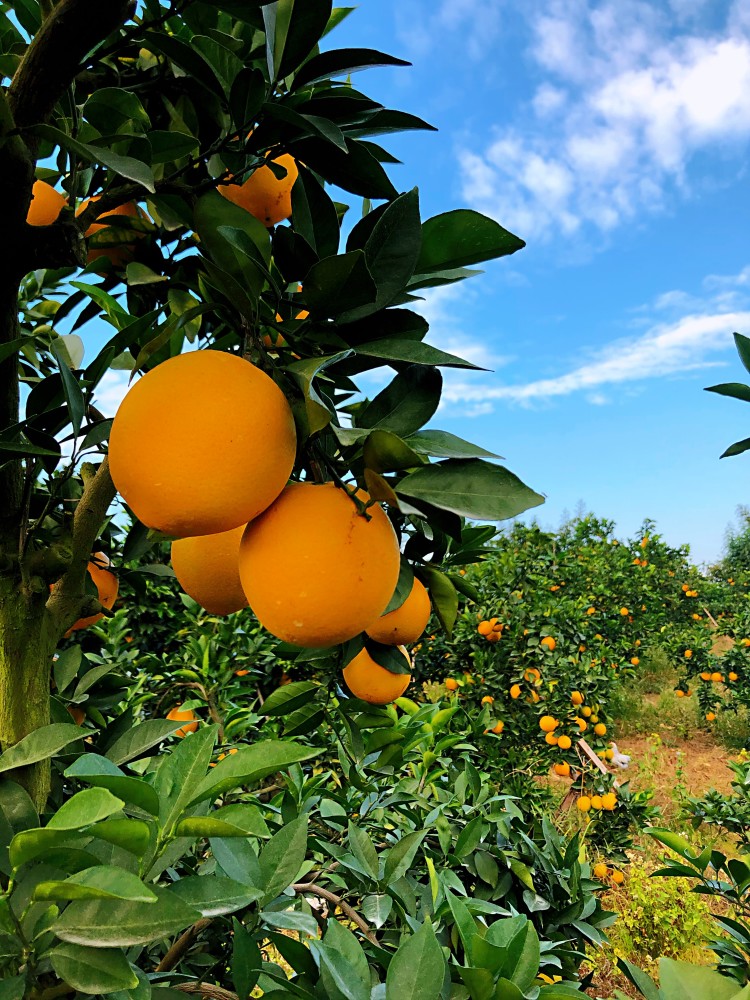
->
[524,668,541,682]
[577,796,591,813]
[729,672,739,682]
[611,870,625,885]
[706,711,716,722]
[491,720,504,735]
[235,669,249,676]
[171,525,248,615]
[27,180,66,226]
[445,678,458,691]
[240,483,400,647]
[630,657,639,666]
[586,607,596,615]
[66,553,119,632]
[481,695,494,705]
[700,671,712,681]
[540,636,556,651]
[167,705,199,737]
[553,762,570,777]
[343,646,411,705]
[711,671,722,683]
[77,197,143,266]
[217,748,238,761]
[684,649,693,659]
[477,620,493,636]
[594,723,607,737]
[539,715,558,733]
[366,577,431,645]
[620,607,629,616]
[219,151,298,226]
[601,792,617,810]
[581,706,592,718]
[557,734,572,750]
[575,718,588,732]
[510,684,522,699]
[571,691,584,705]
[527,690,540,704]
[593,862,609,880]
[591,795,603,810]
[110,351,296,537]
[545,733,559,745]
[676,689,685,698]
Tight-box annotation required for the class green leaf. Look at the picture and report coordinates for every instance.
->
[51,339,85,434]
[277,0,333,80]
[383,559,415,614]
[54,646,83,695]
[284,350,351,435]
[348,821,379,879]
[149,130,200,164]
[0,976,25,1000]
[104,719,186,765]
[258,815,308,904]
[397,459,544,521]
[312,917,371,1000]
[362,893,392,928]
[405,429,500,460]
[154,725,217,834]
[262,681,321,716]
[304,249,377,317]
[34,866,157,904]
[419,567,459,636]
[293,46,410,89]
[384,830,426,884]
[363,429,424,474]
[734,332,750,376]
[705,382,750,403]
[385,920,445,1000]
[291,165,340,258]
[194,189,271,295]
[0,724,85,774]
[173,816,251,838]
[10,828,84,869]
[358,366,442,436]
[193,34,244,95]
[446,889,477,964]
[355,338,480,369]
[646,828,694,861]
[83,88,151,134]
[169,875,262,917]
[48,788,125,831]
[416,210,524,273]
[190,741,318,804]
[89,818,151,856]
[659,957,742,999]
[33,124,156,192]
[233,918,262,1000]
[721,437,750,458]
[51,942,138,995]
[64,754,160,816]
[52,887,200,947]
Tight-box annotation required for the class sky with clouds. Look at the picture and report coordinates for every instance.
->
[88,0,750,564]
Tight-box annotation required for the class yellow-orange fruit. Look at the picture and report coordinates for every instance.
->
[577,796,591,813]
[219,152,298,227]
[481,695,494,705]
[239,482,400,647]
[553,762,570,777]
[539,715,558,733]
[571,691,584,705]
[110,352,296,537]
[594,723,607,737]
[343,646,411,705]
[711,671,722,682]
[558,734,572,750]
[729,672,739,681]
[366,578,431,645]
[27,180,66,226]
[77,197,142,266]
[706,711,716,722]
[171,525,248,615]
[612,870,625,885]
[540,636,556,651]
[67,553,119,632]
[591,795,603,810]
[545,733,559,745]
[601,792,617,810]
[445,678,458,691]
[167,705,198,737]
[477,620,492,636]
[510,684,522,699]
[593,862,609,880]
[492,721,504,734]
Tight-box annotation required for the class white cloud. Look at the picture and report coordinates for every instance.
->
[436,264,750,411]
[396,0,504,62]
[94,369,132,417]
[459,1,750,241]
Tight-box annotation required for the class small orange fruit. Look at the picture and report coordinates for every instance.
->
[711,671,722,683]
[477,620,493,636]
[594,723,607,737]
[706,711,716,722]
[700,671,712,681]
[557,734,572,750]
[545,733,559,745]
[540,636,556,651]
[601,792,617,811]
[217,748,239,761]
[630,657,639,666]
[77,197,143,266]
[591,795,603,810]
[676,689,685,698]
[571,691,584,705]
[171,525,248,615]
[27,180,66,226]
[481,695,494,705]
[492,721,504,735]
[575,718,588,732]
[577,796,591,813]
[539,715,558,733]
[367,578,431,645]
[620,607,629,616]
[65,553,119,632]
[593,862,609,880]
[235,669,249,677]
[729,672,739,682]
[553,762,570,777]
[343,646,411,705]
[684,650,693,659]
[510,684,522,699]
[445,678,459,691]
[167,705,199,737]
[581,706,592,718]
[219,151,298,227]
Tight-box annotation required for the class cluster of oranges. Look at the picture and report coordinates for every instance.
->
[477,617,503,642]
[577,791,617,813]
[592,862,625,885]
[681,584,699,598]
[699,670,738,683]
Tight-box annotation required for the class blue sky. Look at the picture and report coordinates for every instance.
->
[317,0,750,565]
[91,0,750,565]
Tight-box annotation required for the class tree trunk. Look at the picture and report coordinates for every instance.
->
[0,579,55,810]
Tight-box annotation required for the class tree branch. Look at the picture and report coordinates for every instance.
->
[293,883,378,944]
[156,917,213,973]
[47,457,116,632]
[8,0,136,134]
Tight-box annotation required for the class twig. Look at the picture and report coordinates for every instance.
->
[292,882,378,945]
[156,917,213,972]
[174,985,237,1000]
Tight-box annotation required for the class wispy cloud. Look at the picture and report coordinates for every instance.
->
[396,0,505,62]
[436,265,750,409]
[459,0,750,241]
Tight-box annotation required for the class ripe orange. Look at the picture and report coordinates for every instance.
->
[510,684,522,699]
[540,636,556,651]
[575,718,588,732]
[591,795,603,810]
[239,482,400,647]
[601,792,617,811]
[611,870,625,885]
[167,705,199,737]
[342,646,411,705]
[630,657,639,666]
[700,671,712,681]
[553,762,570,777]
[684,649,693,659]
[524,668,541,682]
[586,607,596,615]
[539,715,558,733]
[577,796,591,813]
[445,678,458,691]
[593,862,609,880]
[477,620,493,636]
[492,720,504,735]
[619,607,629,616]
[594,723,607,737]
[171,525,248,615]
[66,553,119,632]
[366,577,431,645]
[527,689,541,704]
[571,691,584,705]
[27,180,66,226]
[557,734,572,750]
[77,197,143,266]
[706,712,716,722]
[217,748,238,761]
[219,151,298,227]
[481,695,494,705]
[729,672,739,682]
[545,733,559,745]
[110,352,296,537]
[711,671,722,683]
[581,706,592,718]
[676,689,685,698]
